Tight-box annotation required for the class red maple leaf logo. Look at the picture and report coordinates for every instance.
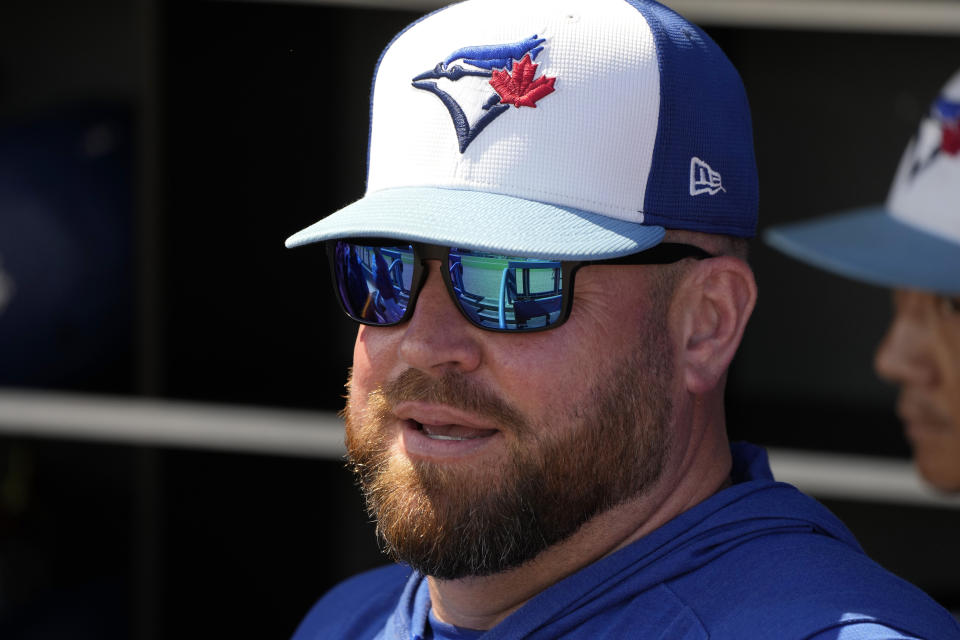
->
[489,54,556,108]
[942,121,960,156]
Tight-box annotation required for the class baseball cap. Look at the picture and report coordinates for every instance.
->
[764,69,960,295]
[286,0,758,260]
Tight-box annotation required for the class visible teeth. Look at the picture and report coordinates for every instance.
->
[420,423,484,441]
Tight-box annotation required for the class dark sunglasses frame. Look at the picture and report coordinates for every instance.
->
[326,239,714,333]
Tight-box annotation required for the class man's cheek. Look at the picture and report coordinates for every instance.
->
[936,331,960,428]
[352,328,384,392]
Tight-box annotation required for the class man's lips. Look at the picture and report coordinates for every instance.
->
[393,402,501,455]
[897,395,952,437]
[417,422,499,441]
[394,402,501,435]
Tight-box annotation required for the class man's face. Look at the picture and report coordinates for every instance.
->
[875,289,960,491]
[343,261,679,579]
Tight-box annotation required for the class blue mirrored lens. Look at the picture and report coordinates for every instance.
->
[333,241,413,324]
[453,249,563,330]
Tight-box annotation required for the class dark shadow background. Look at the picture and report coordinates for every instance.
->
[0,1,959,638]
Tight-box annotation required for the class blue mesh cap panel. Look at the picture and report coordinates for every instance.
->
[626,0,759,237]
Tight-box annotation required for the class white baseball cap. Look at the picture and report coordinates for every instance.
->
[765,69,960,295]
[287,0,758,260]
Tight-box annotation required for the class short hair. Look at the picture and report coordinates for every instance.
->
[664,229,750,263]
[649,231,752,312]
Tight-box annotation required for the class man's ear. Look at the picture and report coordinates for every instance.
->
[673,257,757,394]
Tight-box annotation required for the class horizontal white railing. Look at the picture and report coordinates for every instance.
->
[0,389,345,459]
[766,448,960,509]
[1,388,959,508]
[233,0,960,35]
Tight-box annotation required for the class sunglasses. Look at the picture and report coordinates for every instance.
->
[327,239,713,333]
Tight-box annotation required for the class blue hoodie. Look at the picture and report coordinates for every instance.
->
[292,444,960,639]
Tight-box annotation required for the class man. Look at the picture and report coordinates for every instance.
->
[286,1,960,637]
[766,69,960,493]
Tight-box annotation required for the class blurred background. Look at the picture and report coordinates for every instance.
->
[0,0,959,637]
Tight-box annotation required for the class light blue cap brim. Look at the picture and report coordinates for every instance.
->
[764,207,960,295]
[286,187,665,260]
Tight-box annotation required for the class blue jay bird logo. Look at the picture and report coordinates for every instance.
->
[412,35,556,153]
[908,95,960,179]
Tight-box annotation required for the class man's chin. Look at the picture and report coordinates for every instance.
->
[370,478,534,579]
[390,454,510,512]
[912,432,960,492]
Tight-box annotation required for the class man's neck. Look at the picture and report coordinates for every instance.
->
[427,420,733,630]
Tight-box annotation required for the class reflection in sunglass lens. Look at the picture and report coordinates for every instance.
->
[453,249,563,330]
[333,241,413,325]
[333,241,566,331]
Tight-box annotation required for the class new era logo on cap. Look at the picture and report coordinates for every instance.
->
[689,157,725,196]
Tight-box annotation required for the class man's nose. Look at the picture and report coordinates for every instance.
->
[874,290,939,388]
[396,261,483,375]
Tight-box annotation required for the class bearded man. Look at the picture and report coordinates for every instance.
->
[285,1,960,638]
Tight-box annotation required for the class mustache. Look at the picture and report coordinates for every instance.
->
[365,369,530,435]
